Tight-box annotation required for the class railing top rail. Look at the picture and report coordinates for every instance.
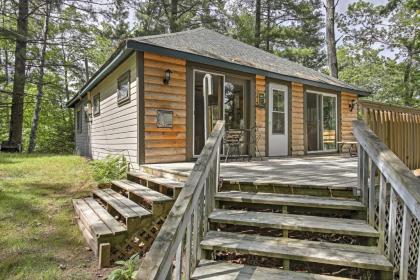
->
[136,120,225,280]
[353,120,420,219]
[358,99,420,115]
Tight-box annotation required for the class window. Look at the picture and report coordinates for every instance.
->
[117,71,130,103]
[224,80,244,130]
[76,109,82,133]
[272,89,285,134]
[93,94,100,116]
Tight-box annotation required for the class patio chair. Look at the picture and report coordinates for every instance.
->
[223,129,244,162]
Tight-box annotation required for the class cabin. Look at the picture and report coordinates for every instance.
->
[69,28,420,279]
[67,28,368,169]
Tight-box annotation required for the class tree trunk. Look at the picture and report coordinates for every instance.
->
[255,0,261,48]
[265,0,271,51]
[4,49,9,84]
[169,0,178,32]
[84,54,89,82]
[325,0,338,78]
[8,0,28,149]
[61,41,69,101]
[28,3,50,153]
[403,48,413,106]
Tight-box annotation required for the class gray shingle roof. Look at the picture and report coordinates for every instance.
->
[130,28,367,94]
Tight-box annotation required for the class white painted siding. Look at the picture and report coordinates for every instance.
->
[74,53,139,170]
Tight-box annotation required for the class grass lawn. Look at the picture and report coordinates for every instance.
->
[0,153,112,279]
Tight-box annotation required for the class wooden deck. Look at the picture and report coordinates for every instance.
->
[142,155,358,189]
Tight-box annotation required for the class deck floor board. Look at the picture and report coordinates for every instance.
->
[142,155,358,189]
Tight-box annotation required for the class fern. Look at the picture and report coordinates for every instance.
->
[90,155,128,184]
[108,253,139,280]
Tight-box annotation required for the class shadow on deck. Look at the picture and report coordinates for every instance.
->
[142,154,358,190]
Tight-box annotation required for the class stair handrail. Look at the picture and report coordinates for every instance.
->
[136,120,225,280]
[353,120,420,279]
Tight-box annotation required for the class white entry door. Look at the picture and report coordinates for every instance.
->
[268,83,288,156]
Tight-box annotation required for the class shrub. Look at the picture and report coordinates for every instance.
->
[108,253,139,280]
[90,155,128,185]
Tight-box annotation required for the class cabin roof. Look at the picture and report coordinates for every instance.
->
[68,28,369,107]
[130,28,367,94]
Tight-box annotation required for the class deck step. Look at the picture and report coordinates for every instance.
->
[192,260,354,280]
[127,171,184,198]
[72,198,127,255]
[92,188,151,231]
[201,231,393,272]
[140,164,189,182]
[215,191,364,211]
[111,180,173,215]
[209,209,378,238]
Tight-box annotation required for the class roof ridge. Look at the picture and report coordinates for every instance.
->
[131,27,206,41]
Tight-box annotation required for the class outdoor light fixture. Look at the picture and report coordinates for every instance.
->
[349,99,356,112]
[163,69,172,85]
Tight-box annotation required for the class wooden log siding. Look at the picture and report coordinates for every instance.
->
[88,53,138,169]
[359,100,420,170]
[143,52,187,164]
[340,92,358,151]
[255,75,266,156]
[353,120,420,279]
[291,82,304,155]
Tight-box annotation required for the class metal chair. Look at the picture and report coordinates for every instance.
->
[223,129,244,162]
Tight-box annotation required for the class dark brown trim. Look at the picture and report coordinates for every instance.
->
[137,51,145,164]
[303,90,308,154]
[303,85,340,155]
[249,77,256,157]
[186,64,194,160]
[337,92,342,145]
[187,61,255,80]
[186,61,255,159]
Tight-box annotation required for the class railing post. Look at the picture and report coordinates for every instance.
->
[388,188,397,261]
[399,205,412,279]
[378,174,388,253]
[185,220,192,280]
[175,241,183,280]
[368,159,377,226]
[358,145,369,206]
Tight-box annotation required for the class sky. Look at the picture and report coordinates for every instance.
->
[336,0,387,14]
[126,0,393,57]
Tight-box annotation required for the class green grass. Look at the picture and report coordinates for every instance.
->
[0,153,107,280]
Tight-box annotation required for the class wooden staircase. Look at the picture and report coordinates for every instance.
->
[72,168,184,267]
[192,188,393,279]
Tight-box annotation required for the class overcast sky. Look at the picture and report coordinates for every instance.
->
[336,0,387,13]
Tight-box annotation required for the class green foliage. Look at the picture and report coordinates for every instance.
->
[338,0,419,106]
[90,155,128,184]
[0,153,95,279]
[108,254,140,280]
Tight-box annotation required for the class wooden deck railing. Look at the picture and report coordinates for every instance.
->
[359,100,420,170]
[136,120,225,280]
[353,120,420,279]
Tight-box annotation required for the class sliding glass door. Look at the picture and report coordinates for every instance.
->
[193,70,224,156]
[306,91,337,152]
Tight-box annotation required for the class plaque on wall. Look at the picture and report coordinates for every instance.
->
[157,110,173,128]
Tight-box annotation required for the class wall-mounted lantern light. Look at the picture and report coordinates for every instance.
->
[163,69,172,85]
[256,91,265,107]
[349,99,356,112]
